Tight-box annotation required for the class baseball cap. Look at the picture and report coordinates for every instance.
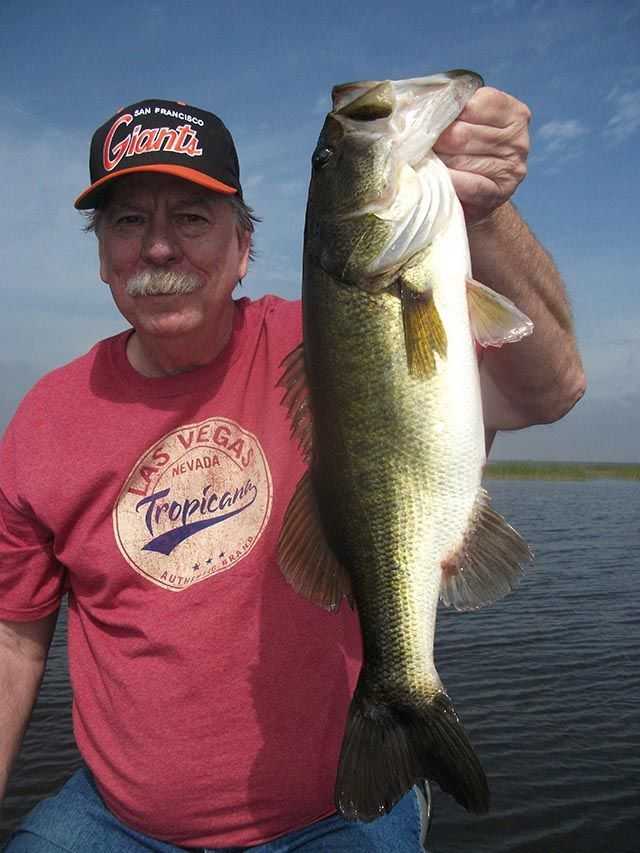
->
[74,98,242,209]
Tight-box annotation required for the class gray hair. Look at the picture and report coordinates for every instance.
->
[82,190,259,261]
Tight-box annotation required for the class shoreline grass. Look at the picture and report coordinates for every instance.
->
[484,461,640,481]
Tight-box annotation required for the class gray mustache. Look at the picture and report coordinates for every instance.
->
[126,271,203,297]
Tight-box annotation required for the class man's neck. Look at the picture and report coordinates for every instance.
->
[126,306,235,378]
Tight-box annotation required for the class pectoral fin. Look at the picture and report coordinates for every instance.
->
[277,343,312,463]
[401,285,447,379]
[466,278,533,347]
[278,472,352,611]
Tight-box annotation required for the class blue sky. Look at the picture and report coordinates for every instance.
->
[1,0,638,461]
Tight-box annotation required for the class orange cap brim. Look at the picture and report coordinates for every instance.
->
[74,164,238,209]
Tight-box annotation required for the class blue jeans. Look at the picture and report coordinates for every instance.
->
[4,767,432,852]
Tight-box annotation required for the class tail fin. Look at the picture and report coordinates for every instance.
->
[335,683,489,821]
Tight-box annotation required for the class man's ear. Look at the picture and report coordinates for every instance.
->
[98,239,110,285]
[237,229,252,281]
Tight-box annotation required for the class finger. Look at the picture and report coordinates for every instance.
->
[434,120,526,157]
[447,168,504,222]
[448,167,498,198]
[437,153,527,186]
[456,87,531,129]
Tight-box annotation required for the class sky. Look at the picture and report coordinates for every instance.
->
[1,0,638,462]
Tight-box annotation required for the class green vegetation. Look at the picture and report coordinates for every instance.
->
[484,461,640,481]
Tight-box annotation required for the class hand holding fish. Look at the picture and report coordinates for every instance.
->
[433,86,585,432]
[433,86,531,225]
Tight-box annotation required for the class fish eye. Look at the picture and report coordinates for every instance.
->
[312,146,334,170]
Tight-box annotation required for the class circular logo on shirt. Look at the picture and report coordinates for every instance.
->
[113,418,273,591]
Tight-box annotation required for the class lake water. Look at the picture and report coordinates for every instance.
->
[2,480,639,852]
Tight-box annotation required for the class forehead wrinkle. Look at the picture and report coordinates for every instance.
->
[172,193,221,210]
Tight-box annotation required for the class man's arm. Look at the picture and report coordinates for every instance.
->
[434,86,586,448]
[470,202,585,435]
[0,612,58,800]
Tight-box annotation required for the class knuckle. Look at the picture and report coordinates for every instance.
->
[478,86,499,105]
[438,121,473,153]
[519,101,533,123]
[513,160,528,181]
[497,159,527,189]
[504,122,530,157]
[448,153,474,171]
[456,122,475,150]
[513,135,530,158]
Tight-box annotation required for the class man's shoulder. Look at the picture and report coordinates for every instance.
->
[236,294,301,351]
[240,293,301,323]
[9,332,126,427]
[31,332,123,391]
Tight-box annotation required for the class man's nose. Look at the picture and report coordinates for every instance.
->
[141,218,180,266]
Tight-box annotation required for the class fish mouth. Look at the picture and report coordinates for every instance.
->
[327,71,483,277]
[332,70,484,168]
[308,71,483,282]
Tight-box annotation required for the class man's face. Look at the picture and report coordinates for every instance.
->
[97,173,250,340]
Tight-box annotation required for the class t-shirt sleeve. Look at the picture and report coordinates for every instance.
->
[0,421,67,622]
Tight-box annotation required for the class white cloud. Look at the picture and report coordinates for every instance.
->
[536,119,588,159]
[606,87,640,144]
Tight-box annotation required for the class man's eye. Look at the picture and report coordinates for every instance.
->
[116,214,144,226]
[177,213,208,225]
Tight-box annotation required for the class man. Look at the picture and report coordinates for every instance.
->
[0,92,584,852]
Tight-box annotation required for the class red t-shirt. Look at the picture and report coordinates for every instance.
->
[0,295,362,847]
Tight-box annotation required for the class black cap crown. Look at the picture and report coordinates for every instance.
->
[75,99,242,209]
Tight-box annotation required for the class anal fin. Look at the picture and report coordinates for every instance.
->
[440,487,532,610]
[278,472,352,611]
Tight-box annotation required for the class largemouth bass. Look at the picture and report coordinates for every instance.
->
[278,70,533,821]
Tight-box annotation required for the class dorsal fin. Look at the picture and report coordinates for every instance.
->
[277,343,313,463]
